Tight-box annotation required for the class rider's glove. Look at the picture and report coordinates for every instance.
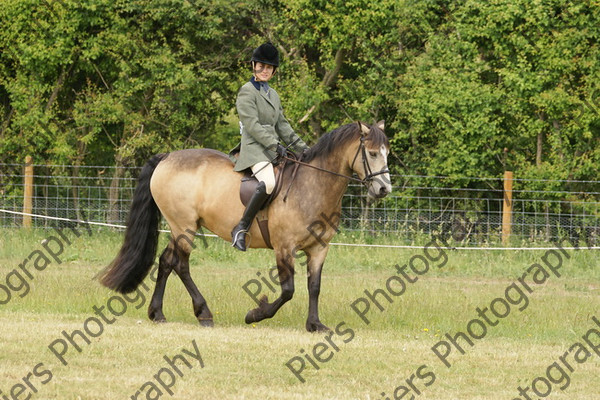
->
[276,144,287,159]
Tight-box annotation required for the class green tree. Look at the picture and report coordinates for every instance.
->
[2,0,599,193]
[254,0,407,138]
[0,0,255,169]
[388,0,600,190]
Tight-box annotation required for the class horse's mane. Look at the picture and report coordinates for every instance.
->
[303,122,389,163]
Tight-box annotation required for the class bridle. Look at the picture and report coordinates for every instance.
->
[282,136,390,187]
[350,136,390,185]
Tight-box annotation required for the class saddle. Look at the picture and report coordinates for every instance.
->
[239,163,286,210]
[233,154,290,250]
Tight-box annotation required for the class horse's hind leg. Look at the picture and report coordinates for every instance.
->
[148,229,213,326]
[148,245,176,323]
[170,228,214,327]
[174,249,214,327]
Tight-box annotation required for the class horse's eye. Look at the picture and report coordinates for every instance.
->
[369,151,378,158]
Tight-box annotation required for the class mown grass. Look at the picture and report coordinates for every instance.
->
[0,228,599,399]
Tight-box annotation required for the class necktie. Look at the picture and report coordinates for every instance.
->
[261,82,270,98]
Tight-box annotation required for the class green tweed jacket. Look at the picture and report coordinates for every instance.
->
[230,79,308,172]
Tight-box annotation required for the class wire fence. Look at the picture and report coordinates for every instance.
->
[1,162,599,247]
[344,177,600,247]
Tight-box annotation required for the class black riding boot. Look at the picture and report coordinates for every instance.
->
[231,182,269,251]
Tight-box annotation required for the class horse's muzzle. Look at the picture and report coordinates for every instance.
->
[368,183,391,199]
[378,186,390,197]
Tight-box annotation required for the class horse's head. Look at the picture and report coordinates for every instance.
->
[352,121,392,199]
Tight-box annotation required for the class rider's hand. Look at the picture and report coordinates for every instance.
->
[276,144,287,159]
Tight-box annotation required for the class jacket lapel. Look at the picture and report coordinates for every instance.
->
[259,87,276,108]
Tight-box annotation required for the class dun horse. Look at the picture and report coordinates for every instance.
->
[100,121,392,332]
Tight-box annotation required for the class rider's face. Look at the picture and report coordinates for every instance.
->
[254,62,275,82]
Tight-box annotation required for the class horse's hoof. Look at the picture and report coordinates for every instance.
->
[198,318,214,327]
[306,321,331,332]
[148,308,167,323]
[245,310,255,324]
[245,309,259,324]
[245,295,268,324]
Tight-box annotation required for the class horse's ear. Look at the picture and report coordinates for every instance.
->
[358,121,370,136]
[376,120,385,131]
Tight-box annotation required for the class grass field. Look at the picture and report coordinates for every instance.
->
[1,227,599,400]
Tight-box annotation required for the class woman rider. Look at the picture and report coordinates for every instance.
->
[230,42,309,251]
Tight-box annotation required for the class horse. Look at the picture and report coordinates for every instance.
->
[99,120,392,332]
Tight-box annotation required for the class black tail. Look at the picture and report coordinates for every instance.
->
[100,153,168,293]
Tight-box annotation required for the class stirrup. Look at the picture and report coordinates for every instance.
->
[231,228,249,251]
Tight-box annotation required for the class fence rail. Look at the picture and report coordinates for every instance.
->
[1,162,599,247]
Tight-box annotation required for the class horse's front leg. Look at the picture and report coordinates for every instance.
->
[245,249,295,324]
[305,244,331,332]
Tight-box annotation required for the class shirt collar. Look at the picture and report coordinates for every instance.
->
[250,76,269,93]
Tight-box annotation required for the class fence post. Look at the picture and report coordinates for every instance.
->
[23,155,33,228]
[502,170,513,245]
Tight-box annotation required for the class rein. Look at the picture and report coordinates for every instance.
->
[281,155,366,184]
[280,137,389,201]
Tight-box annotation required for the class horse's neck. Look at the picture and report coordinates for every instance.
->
[299,150,353,212]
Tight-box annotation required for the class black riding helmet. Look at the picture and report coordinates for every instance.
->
[251,42,279,67]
